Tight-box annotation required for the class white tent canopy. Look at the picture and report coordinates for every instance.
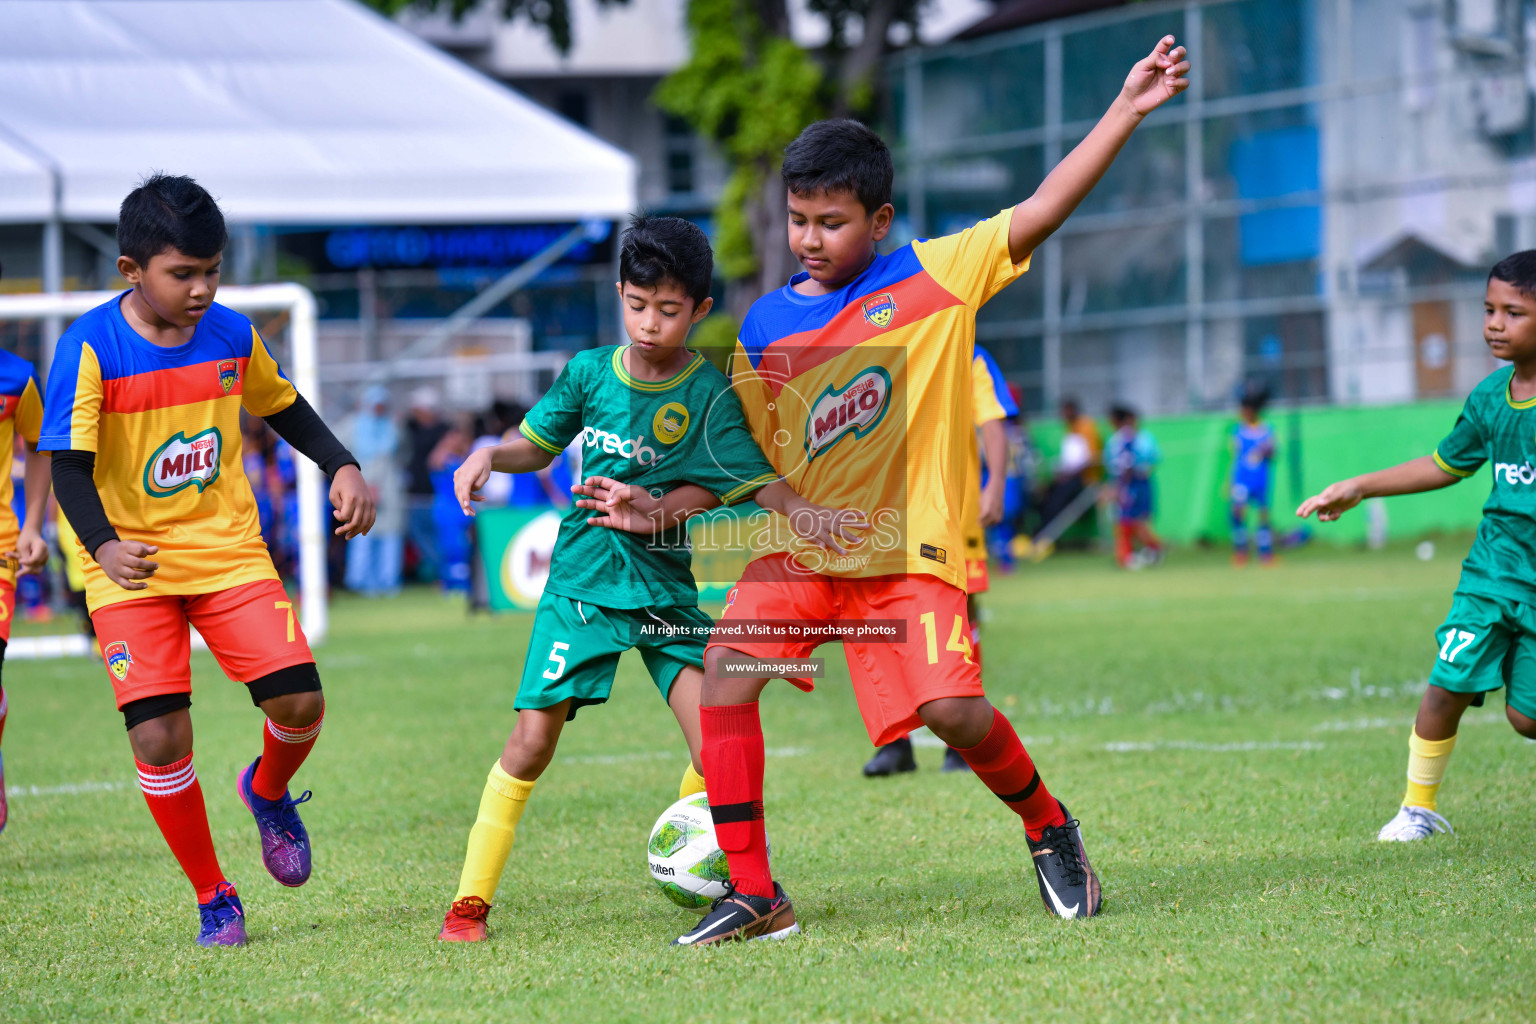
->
[0,0,637,225]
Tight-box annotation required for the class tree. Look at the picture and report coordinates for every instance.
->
[360,0,611,55]
[659,0,927,316]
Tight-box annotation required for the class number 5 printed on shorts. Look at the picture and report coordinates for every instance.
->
[543,641,570,679]
[1438,629,1477,663]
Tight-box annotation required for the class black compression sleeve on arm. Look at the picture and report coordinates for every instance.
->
[51,450,118,560]
[263,394,359,479]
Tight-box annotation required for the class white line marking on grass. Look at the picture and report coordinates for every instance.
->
[1313,710,1506,733]
[1102,740,1325,753]
[9,780,131,798]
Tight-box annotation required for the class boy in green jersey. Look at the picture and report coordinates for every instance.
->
[1299,250,1536,841]
[438,216,860,940]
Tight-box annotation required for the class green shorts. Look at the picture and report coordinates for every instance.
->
[1427,590,1536,719]
[515,592,713,720]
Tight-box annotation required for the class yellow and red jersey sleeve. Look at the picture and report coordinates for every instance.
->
[911,208,1030,309]
[241,327,298,418]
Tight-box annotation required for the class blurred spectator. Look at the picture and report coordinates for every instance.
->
[1108,404,1163,568]
[429,416,474,591]
[466,402,519,611]
[405,386,449,583]
[990,406,1038,570]
[343,384,404,596]
[1035,397,1102,534]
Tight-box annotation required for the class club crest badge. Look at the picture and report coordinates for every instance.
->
[652,402,690,445]
[218,359,240,394]
[861,292,897,329]
[105,641,132,682]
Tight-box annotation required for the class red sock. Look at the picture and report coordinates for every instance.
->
[136,752,226,902]
[700,702,773,898]
[1116,522,1134,565]
[251,699,324,802]
[0,685,8,745]
[955,709,1066,840]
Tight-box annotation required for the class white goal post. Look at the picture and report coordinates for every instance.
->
[0,284,329,648]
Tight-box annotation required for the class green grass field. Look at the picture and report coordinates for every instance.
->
[3,538,1533,1022]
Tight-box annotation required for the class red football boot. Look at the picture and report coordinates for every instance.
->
[439,896,491,942]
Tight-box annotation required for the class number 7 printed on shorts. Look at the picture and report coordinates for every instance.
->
[1438,629,1476,663]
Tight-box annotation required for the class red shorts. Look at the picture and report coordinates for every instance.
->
[0,578,14,644]
[91,579,314,708]
[965,557,990,595]
[708,554,985,746]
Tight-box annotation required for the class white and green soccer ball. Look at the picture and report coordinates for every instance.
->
[647,793,730,913]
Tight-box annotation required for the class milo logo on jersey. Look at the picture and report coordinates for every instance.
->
[144,427,223,497]
[104,641,132,681]
[806,367,892,461]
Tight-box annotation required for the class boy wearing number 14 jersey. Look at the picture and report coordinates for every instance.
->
[40,175,375,947]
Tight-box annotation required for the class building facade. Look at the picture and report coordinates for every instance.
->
[890,0,1530,415]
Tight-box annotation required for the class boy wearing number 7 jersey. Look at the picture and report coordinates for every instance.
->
[1298,250,1536,842]
[437,216,859,942]
[41,175,375,947]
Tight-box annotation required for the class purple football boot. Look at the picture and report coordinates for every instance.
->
[197,882,247,947]
[237,757,313,887]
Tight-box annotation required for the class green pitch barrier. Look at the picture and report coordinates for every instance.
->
[1032,399,1489,546]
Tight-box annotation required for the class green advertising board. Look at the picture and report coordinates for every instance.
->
[475,503,761,612]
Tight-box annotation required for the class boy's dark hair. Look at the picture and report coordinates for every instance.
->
[1490,250,1536,299]
[781,119,894,215]
[117,173,228,267]
[1238,379,1271,412]
[1109,404,1137,425]
[619,214,714,306]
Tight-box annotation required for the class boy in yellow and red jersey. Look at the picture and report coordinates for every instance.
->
[40,175,375,947]
[861,343,1017,777]
[0,261,52,836]
[670,38,1191,944]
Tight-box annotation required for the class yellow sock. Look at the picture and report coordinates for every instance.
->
[1403,730,1457,811]
[455,762,535,901]
[679,762,706,799]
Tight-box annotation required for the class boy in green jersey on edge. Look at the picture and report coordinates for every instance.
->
[1299,250,1536,842]
[438,216,862,941]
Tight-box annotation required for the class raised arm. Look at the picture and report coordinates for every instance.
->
[1296,456,1460,522]
[1008,36,1190,263]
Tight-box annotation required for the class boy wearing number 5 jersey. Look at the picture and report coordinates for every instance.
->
[40,175,375,947]
[1298,250,1536,843]
[437,216,856,942]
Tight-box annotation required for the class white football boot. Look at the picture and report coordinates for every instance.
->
[1377,805,1453,842]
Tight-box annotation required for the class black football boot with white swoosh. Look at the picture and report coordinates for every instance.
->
[1025,801,1102,919]
[673,882,800,946]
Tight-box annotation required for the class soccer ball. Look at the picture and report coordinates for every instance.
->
[647,793,730,913]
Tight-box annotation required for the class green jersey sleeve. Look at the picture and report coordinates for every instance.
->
[686,383,779,505]
[519,357,586,454]
[1434,398,1487,478]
